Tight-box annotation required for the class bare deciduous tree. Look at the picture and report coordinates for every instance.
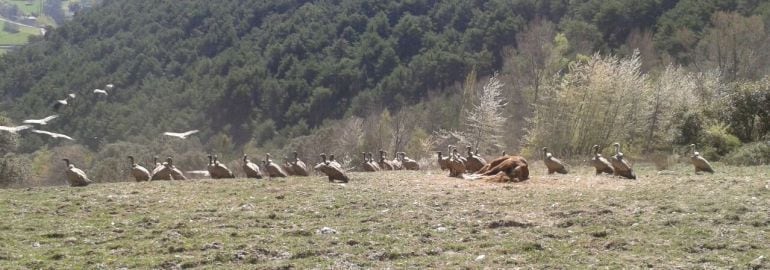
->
[502,18,568,151]
[644,65,698,152]
[696,12,769,82]
[625,28,660,72]
[336,117,364,154]
[464,73,508,153]
[390,110,413,155]
[460,67,477,119]
[509,17,557,106]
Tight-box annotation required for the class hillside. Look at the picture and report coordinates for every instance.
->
[0,0,766,146]
[0,0,94,53]
[1,0,770,187]
[0,165,768,268]
[0,0,489,150]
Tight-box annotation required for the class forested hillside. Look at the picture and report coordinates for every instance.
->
[1,0,770,187]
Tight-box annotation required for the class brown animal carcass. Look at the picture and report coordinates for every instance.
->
[476,154,529,182]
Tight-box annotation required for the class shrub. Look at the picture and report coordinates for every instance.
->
[722,142,770,166]
[700,122,741,160]
[0,154,31,188]
[649,152,681,170]
[91,141,153,183]
[722,77,770,141]
[672,111,703,145]
[2,22,19,34]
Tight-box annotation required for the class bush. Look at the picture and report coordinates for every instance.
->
[649,152,680,170]
[722,142,770,166]
[723,78,770,141]
[0,154,31,188]
[2,22,19,34]
[90,141,153,183]
[0,115,20,155]
[672,111,703,145]
[699,122,741,160]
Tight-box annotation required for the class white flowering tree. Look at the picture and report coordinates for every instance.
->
[465,73,508,152]
[525,50,721,157]
[438,73,509,154]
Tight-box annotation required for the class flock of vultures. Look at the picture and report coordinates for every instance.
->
[54,142,713,187]
[0,83,715,187]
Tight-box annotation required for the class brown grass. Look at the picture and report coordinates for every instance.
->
[0,162,767,269]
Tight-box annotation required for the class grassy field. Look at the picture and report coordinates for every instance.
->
[0,21,39,43]
[0,0,46,54]
[5,0,41,15]
[0,162,768,269]
[3,0,80,15]
[0,21,39,54]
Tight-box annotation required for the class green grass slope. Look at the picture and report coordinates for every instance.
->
[3,0,41,15]
[0,163,768,268]
[0,21,39,44]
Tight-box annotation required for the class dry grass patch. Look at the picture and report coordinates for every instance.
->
[0,162,768,268]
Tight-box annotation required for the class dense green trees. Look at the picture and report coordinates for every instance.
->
[1,0,523,149]
[1,0,770,186]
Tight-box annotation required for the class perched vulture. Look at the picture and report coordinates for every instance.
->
[242,155,263,179]
[609,143,636,180]
[264,153,288,178]
[62,159,92,187]
[281,157,296,176]
[688,144,714,174]
[464,146,487,173]
[314,153,349,183]
[289,151,310,176]
[361,152,378,172]
[390,153,404,170]
[590,145,614,175]
[542,147,568,174]
[447,148,466,177]
[436,151,449,170]
[399,152,420,170]
[165,157,187,180]
[128,156,150,182]
[365,152,380,171]
[212,155,235,179]
[378,150,394,170]
[151,156,164,177]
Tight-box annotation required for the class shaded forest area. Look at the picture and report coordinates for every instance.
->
[1,0,770,187]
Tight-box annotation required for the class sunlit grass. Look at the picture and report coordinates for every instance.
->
[0,21,39,45]
[4,0,41,15]
[0,162,767,268]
